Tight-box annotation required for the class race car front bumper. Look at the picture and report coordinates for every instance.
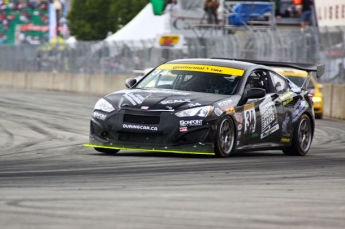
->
[86,109,217,153]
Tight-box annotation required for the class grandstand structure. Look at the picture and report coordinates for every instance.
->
[163,0,306,40]
[0,1,59,45]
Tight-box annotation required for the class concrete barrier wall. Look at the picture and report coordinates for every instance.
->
[331,84,345,120]
[0,71,132,96]
[321,84,332,118]
[0,71,344,120]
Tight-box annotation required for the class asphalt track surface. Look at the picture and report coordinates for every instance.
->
[0,88,344,229]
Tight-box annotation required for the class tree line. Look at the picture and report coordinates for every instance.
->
[67,0,150,41]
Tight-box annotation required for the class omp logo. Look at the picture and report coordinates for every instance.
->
[122,124,158,131]
[180,120,202,127]
[218,99,232,107]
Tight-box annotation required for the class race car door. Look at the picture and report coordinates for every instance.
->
[243,70,283,144]
[270,71,298,140]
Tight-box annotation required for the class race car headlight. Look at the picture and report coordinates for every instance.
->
[94,98,115,112]
[175,106,213,117]
[312,97,322,102]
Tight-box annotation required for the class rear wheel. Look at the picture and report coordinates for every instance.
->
[214,116,235,158]
[94,147,120,155]
[283,114,312,156]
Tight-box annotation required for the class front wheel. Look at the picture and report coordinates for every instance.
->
[94,147,120,155]
[214,116,236,158]
[283,114,312,156]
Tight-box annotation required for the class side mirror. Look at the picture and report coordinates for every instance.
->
[246,88,266,99]
[238,88,266,106]
[125,78,137,88]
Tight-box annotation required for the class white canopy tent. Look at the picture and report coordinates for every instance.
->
[105,3,171,43]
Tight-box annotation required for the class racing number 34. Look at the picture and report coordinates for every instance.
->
[244,104,256,134]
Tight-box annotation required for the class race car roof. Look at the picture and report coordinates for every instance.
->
[166,58,255,71]
[165,58,325,78]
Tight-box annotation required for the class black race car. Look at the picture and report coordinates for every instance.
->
[84,58,324,157]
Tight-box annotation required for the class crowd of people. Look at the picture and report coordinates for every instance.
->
[0,0,51,45]
[0,0,67,45]
[276,0,314,27]
[202,0,313,27]
[162,0,313,28]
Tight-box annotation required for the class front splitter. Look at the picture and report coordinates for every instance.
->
[84,143,215,155]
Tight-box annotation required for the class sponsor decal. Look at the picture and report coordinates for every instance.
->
[157,64,245,76]
[238,131,241,138]
[124,94,136,105]
[166,106,173,110]
[179,127,188,132]
[259,97,279,139]
[218,99,233,110]
[237,140,240,146]
[146,89,190,95]
[188,103,201,107]
[93,111,106,120]
[282,113,291,136]
[237,124,242,131]
[122,124,158,131]
[141,106,149,109]
[281,138,291,143]
[291,100,308,122]
[234,112,243,123]
[244,103,256,134]
[161,99,191,105]
[158,35,180,47]
[123,92,146,105]
[226,107,235,114]
[214,107,223,116]
[279,92,294,101]
[282,97,293,106]
[252,133,259,138]
[288,82,301,93]
[180,120,203,127]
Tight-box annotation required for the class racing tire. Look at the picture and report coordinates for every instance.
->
[94,147,120,155]
[283,114,312,156]
[214,116,235,158]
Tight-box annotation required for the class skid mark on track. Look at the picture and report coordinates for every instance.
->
[313,126,345,147]
[0,123,14,148]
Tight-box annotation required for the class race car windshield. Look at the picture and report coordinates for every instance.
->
[135,67,243,95]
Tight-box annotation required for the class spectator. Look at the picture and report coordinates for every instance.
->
[2,18,8,29]
[19,12,29,22]
[299,0,313,27]
[204,0,219,24]
[276,0,290,17]
[164,0,178,14]
[0,33,7,44]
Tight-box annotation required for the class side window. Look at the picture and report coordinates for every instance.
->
[245,70,270,93]
[270,72,288,93]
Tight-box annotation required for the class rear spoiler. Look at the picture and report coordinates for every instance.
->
[211,57,325,78]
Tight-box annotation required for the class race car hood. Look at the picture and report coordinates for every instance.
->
[104,89,236,111]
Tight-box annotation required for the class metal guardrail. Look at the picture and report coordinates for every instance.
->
[0,26,345,84]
